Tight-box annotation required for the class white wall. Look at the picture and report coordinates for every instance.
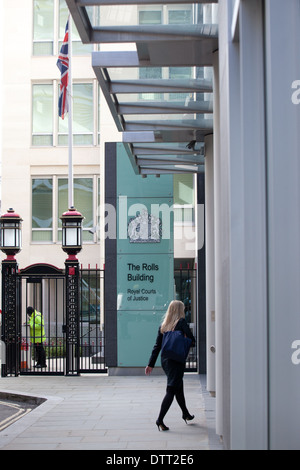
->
[217,0,300,450]
[265,0,300,450]
[217,0,269,449]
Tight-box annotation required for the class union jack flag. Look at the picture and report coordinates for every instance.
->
[57,19,69,119]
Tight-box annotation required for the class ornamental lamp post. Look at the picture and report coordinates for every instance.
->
[60,206,84,376]
[0,208,23,261]
[0,208,23,376]
[60,206,84,261]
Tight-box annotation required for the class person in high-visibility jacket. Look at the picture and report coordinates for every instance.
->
[27,306,47,368]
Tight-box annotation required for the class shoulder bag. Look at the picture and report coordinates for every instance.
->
[161,330,192,364]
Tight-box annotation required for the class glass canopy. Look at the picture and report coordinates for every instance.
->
[66,0,218,174]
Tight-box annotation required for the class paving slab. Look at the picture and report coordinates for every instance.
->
[0,373,224,452]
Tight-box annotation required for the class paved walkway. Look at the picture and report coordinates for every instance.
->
[0,373,224,451]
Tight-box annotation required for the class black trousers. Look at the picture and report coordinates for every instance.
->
[34,343,46,366]
[158,381,189,422]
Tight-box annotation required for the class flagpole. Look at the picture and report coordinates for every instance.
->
[68,14,74,209]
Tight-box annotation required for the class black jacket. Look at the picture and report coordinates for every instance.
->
[148,318,195,368]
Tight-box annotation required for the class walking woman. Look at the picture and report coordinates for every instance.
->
[145,300,195,431]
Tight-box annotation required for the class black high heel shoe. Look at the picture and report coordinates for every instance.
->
[182,413,195,424]
[156,419,169,431]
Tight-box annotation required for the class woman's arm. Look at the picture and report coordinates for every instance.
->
[147,327,163,369]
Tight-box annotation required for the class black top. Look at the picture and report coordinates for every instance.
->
[148,318,195,368]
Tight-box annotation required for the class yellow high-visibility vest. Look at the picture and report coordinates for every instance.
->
[29,310,46,343]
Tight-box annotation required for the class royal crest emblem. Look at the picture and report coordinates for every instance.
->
[128,210,162,243]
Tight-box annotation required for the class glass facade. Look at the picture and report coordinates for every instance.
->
[85,3,198,28]
[32,178,53,241]
[88,3,214,176]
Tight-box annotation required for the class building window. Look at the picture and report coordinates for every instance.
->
[33,0,54,56]
[168,9,192,25]
[168,67,192,101]
[58,83,94,146]
[139,10,162,25]
[31,176,100,243]
[57,178,94,241]
[33,0,94,56]
[139,68,163,101]
[138,6,192,26]
[32,81,98,147]
[32,178,53,241]
[32,84,53,146]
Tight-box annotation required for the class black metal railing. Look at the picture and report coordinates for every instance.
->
[79,267,106,373]
[2,263,197,376]
[174,267,197,372]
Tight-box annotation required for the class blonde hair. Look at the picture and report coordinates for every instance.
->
[160,300,185,333]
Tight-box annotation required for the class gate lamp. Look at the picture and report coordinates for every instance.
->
[60,207,84,260]
[0,208,23,260]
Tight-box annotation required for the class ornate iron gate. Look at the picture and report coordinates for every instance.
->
[79,267,105,373]
[19,264,65,375]
[1,263,106,376]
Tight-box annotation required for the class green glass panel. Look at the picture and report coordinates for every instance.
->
[117,311,164,367]
[174,174,194,205]
[116,143,174,368]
